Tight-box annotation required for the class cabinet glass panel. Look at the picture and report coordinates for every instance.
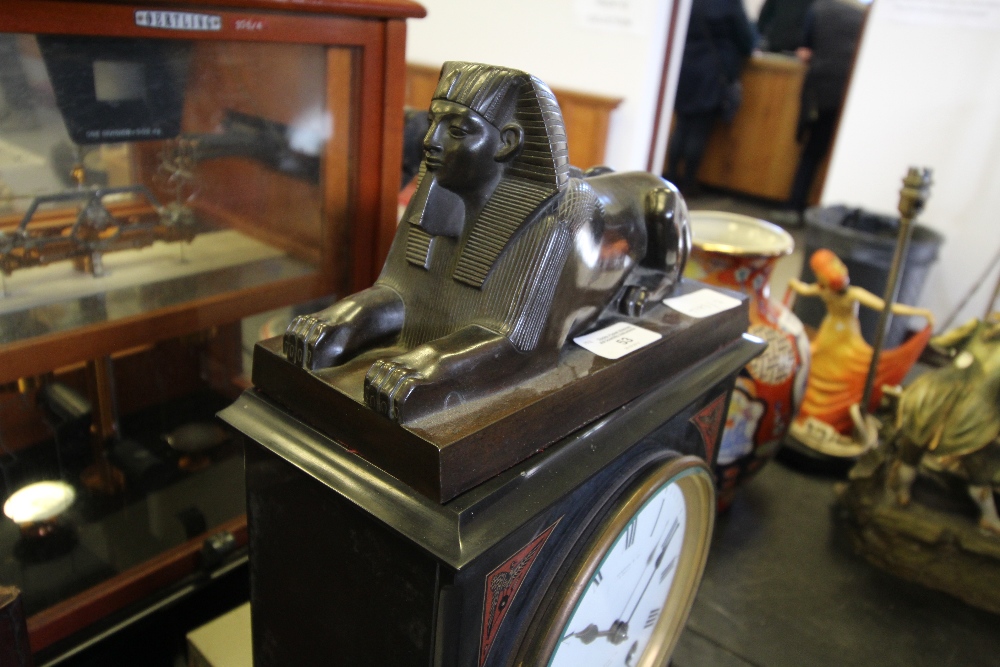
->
[0,33,351,627]
[0,34,346,344]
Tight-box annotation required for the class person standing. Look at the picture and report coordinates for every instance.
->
[787,0,866,215]
[666,0,756,196]
[756,0,815,53]
[0,35,38,132]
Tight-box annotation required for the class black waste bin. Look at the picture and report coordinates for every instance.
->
[793,205,944,347]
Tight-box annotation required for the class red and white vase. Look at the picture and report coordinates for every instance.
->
[686,211,810,509]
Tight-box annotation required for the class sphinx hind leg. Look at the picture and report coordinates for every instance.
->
[617,184,691,317]
[640,184,690,293]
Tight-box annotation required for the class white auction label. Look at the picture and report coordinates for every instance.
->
[664,288,741,318]
[573,322,661,360]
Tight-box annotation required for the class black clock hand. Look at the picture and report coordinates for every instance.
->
[576,516,681,650]
[617,516,680,622]
[616,528,663,622]
[561,620,630,646]
[625,640,639,666]
[625,519,680,625]
[653,518,680,570]
[562,623,601,644]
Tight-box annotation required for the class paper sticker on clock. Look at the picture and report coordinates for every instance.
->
[573,323,661,360]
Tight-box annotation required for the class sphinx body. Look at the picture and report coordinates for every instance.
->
[284,62,689,423]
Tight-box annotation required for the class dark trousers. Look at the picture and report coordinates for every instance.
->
[789,108,838,212]
[666,111,717,193]
[0,35,34,113]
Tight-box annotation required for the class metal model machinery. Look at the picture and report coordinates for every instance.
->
[224,62,764,666]
[1,110,321,277]
[0,0,423,662]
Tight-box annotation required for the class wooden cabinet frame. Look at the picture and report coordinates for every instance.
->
[0,0,423,654]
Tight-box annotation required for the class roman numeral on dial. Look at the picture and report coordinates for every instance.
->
[659,555,678,584]
[625,520,637,549]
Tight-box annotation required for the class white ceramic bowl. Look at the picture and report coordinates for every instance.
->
[689,210,793,257]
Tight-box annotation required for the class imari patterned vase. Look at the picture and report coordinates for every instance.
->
[686,211,810,509]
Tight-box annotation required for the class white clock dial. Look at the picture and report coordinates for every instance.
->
[548,481,686,667]
[513,458,714,667]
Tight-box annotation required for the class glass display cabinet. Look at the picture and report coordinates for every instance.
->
[0,0,423,660]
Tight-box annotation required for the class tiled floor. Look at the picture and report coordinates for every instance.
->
[672,458,1000,667]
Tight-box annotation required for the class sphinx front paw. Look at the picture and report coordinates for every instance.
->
[284,315,319,367]
[364,360,425,422]
[283,315,340,370]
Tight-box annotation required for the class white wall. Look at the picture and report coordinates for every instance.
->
[823,0,1000,328]
[406,0,691,172]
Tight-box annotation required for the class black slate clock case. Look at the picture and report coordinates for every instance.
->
[456,418,715,667]
[223,309,761,666]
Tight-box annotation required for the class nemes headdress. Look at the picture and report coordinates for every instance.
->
[408,62,571,287]
[433,62,522,127]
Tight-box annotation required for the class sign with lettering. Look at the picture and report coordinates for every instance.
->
[135,10,222,31]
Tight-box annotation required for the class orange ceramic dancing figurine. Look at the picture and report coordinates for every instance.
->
[787,249,934,458]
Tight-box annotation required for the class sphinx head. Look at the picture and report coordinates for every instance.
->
[422,99,521,200]
[423,62,569,204]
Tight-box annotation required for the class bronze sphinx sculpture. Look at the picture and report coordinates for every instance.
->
[284,62,690,423]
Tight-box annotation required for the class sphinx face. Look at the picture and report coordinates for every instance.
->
[423,100,504,198]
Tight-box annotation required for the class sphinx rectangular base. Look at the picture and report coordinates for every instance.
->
[250,280,752,502]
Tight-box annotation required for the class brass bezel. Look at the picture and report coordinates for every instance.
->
[512,455,715,667]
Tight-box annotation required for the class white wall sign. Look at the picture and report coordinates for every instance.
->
[880,0,1000,29]
[573,0,649,34]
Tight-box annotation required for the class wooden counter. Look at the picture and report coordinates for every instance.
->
[697,53,812,202]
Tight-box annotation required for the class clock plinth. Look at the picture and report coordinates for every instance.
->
[221,308,762,666]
